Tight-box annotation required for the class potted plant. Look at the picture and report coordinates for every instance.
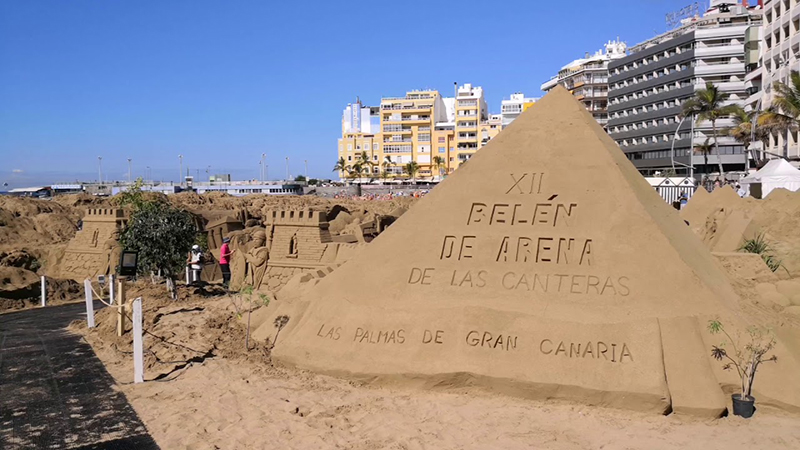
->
[708,320,778,418]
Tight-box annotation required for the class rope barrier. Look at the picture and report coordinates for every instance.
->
[86,281,116,308]
[85,280,209,356]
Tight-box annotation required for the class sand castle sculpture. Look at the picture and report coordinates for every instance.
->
[265,87,800,417]
[60,208,127,280]
[213,208,369,292]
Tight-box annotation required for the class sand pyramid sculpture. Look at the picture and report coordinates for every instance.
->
[272,87,800,417]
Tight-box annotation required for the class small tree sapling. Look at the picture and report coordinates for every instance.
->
[708,320,778,401]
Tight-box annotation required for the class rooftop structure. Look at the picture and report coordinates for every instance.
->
[541,39,628,128]
[500,93,537,127]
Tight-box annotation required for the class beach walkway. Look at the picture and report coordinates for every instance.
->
[0,302,158,449]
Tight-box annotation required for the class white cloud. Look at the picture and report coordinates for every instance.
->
[12,169,23,174]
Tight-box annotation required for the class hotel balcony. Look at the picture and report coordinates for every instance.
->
[381,104,432,111]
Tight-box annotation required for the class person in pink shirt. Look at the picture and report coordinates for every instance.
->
[220,237,234,288]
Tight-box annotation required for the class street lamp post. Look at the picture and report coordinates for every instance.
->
[304,159,308,181]
[178,154,183,186]
[97,156,103,184]
[127,158,132,183]
[285,157,290,181]
[670,115,695,180]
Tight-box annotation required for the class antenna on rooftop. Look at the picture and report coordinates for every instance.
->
[666,2,701,30]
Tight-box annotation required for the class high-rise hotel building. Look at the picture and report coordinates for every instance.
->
[606,1,761,175]
[746,0,800,161]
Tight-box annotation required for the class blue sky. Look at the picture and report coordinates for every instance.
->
[1,0,701,188]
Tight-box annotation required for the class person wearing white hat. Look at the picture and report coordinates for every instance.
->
[187,244,203,285]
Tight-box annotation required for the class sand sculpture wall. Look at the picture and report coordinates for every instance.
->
[60,208,126,280]
[268,87,800,418]
[226,208,363,292]
[206,216,244,251]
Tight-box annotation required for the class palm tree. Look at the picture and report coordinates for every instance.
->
[682,82,739,180]
[404,161,420,183]
[693,138,713,176]
[727,106,753,150]
[759,108,798,160]
[349,161,362,184]
[357,151,374,182]
[772,70,800,120]
[381,156,393,184]
[432,156,445,180]
[333,157,347,182]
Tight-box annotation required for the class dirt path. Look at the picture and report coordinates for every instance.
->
[0,303,158,449]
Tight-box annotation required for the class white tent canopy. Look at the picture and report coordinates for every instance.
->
[740,159,800,198]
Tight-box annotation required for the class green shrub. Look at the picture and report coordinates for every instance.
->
[740,233,782,272]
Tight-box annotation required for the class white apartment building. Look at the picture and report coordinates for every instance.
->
[541,39,628,128]
[500,93,537,127]
[342,100,380,134]
[747,0,800,161]
[606,2,761,176]
[453,83,488,166]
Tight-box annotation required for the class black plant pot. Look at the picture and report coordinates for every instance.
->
[732,394,756,418]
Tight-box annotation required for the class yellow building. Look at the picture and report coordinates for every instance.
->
[433,122,455,178]
[379,89,448,181]
[337,85,534,182]
[480,114,503,148]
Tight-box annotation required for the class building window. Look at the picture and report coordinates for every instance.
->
[373,143,378,150]
[347,144,352,151]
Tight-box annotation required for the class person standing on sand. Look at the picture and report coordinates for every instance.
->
[220,237,234,288]
[187,245,203,285]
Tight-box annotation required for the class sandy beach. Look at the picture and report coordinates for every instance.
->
[85,324,800,450]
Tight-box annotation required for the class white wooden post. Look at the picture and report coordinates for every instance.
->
[133,297,144,383]
[109,274,115,305]
[40,276,46,307]
[84,279,95,328]
[185,266,190,284]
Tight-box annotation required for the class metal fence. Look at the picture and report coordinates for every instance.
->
[654,184,697,204]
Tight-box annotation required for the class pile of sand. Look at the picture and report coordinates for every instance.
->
[0,196,82,250]
[0,266,82,312]
[682,187,800,275]
[71,280,270,379]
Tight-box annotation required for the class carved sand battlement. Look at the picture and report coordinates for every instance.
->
[264,208,328,228]
[86,208,126,218]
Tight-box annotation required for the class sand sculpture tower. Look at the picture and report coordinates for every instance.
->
[261,208,336,290]
[60,208,127,280]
